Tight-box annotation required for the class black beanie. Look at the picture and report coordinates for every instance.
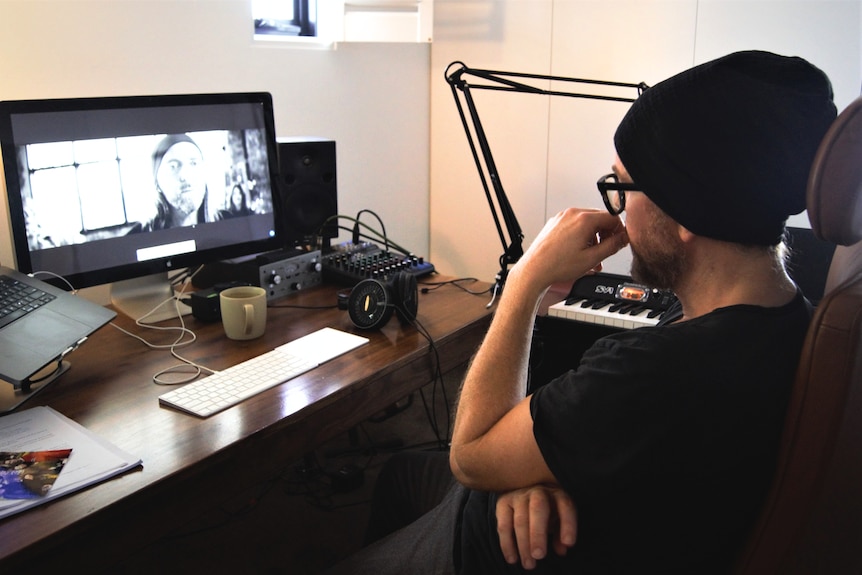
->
[614,50,837,245]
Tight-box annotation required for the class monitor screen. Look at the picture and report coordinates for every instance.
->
[0,92,284,321]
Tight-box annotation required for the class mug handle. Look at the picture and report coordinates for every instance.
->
[243,303,255,335]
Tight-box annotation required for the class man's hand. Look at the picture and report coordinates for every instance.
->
[496,484,577,570]
[512,207,628,293]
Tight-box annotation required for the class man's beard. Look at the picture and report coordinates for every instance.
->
[629,220,686,291]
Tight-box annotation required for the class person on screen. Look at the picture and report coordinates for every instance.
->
[226,183,253,217]
[129,133,229,232]
[322,50,837,574]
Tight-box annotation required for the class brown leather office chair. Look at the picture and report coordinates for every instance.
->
[733,95,862,574]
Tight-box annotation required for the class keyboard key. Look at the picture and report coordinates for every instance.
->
[158,327,369,417]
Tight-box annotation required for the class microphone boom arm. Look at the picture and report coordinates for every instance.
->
[444,62,647,294]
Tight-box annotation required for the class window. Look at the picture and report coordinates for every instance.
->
[253,0,433,44]
[253,0,318,38]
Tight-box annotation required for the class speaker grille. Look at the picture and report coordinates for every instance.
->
[277,139,338,242]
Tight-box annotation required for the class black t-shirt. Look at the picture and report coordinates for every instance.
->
[459,291,812,574]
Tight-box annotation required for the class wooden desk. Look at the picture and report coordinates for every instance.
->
[0,277,493,570]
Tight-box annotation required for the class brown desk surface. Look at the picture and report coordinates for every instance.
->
[0,277,493,570]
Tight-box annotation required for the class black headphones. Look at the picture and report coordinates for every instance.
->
[338,272,418,330]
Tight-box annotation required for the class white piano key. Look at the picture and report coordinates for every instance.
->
[548,299,660,329]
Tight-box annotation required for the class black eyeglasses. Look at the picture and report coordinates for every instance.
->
[597,173,641,215]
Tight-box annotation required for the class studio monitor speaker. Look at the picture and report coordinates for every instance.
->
[277,138,339,243]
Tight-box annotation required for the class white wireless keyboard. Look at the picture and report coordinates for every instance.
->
[159,327,369,417]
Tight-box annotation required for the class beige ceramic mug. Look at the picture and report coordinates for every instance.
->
[219,286,267,340]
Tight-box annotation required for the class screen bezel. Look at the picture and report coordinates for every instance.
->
[0,92,284,290]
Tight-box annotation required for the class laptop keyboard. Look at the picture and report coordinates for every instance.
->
[0,275,56,329]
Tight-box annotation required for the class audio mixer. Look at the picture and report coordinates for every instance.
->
[321,241,435,286]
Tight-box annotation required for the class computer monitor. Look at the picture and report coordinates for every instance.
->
[0,92,284,322]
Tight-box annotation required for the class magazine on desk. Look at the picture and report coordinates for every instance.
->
[0,406,141,520]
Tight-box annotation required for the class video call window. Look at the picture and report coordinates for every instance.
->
[19,129,274,252]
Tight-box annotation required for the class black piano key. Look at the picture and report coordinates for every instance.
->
[619,303,639,315]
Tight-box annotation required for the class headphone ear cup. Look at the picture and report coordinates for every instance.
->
[336,289,351,310]
[392,272,418,324]
[347,278,394,330]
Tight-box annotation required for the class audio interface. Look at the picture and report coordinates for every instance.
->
[256,249,322,300]
[192,248,323,301]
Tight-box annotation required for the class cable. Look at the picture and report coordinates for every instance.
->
[28,267,211,385]
[419,277,491,296]
[407,278,503,445]
[109,266,218,386]
[353,209,388,253]
[168,266,198,287]
[485,281,501,308]
[320,214,413,256]
[409,315,451,449]
[29,270,77,293]
[280,450,376,511]
[333,225,405,252]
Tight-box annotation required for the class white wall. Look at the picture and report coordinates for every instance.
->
[430,0,862,282]
[0,0,431,300]
[2,0,860,295]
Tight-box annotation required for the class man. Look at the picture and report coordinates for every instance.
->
[325,50,836,574]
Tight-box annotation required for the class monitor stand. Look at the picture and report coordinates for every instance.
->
[0,360,70,415]
[110,272,193,324]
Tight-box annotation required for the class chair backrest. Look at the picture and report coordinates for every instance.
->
[733,95,862,574]
[784,225,836,305]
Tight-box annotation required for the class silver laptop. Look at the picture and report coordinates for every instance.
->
[0,265,115,398]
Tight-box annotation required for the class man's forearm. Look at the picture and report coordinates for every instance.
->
[448,208,629,489]
[449,268,547,477]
